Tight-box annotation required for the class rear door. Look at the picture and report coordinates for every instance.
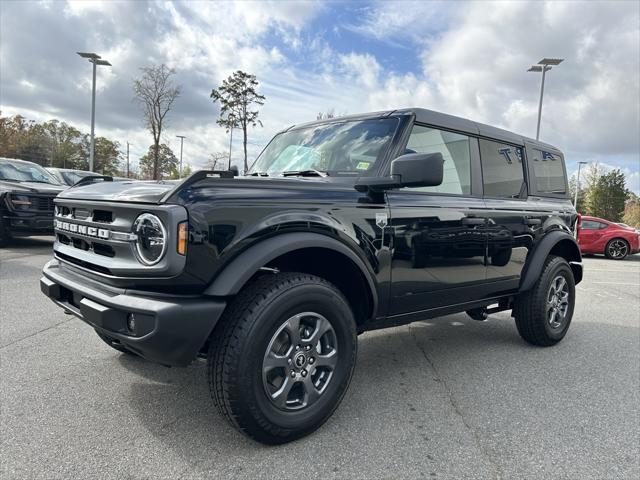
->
[387,124,488,315]
[479,139,533,291]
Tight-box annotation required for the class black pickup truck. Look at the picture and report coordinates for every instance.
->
[1,158,65,246]
[41,108,582,444]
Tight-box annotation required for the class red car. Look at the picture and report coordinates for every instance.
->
[577,215,640,260]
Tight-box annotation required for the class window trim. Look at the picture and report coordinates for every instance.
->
[478,137,528,201]
[523,141,569,199]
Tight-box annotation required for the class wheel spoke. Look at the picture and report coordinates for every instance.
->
[263,351,289,372]
[314,350,338,369]
[302,315,332,345]
[271,377,296,408]
[285,315,302,346]
[304,378,321,406]
[556,277,566,293]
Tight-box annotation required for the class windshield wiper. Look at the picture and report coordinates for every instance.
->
[281,169,328,177]
[249,172,269,177]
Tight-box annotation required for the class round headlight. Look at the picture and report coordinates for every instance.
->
[133,213,167,265]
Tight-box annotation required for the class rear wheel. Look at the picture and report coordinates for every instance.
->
[208,272,357,444]
[513,255,575,346]
[604,238,629,260]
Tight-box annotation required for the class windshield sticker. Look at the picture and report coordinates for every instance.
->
[356,162,371,170]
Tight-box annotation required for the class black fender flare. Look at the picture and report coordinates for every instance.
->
[203,232,379,316]
[519,230,583,292]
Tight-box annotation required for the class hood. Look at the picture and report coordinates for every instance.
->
[0,180,66,194]
[57,180,176,204]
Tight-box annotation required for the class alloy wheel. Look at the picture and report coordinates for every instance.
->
[546,275,570,329]
[608,240,628,259]
[262,312,338,411]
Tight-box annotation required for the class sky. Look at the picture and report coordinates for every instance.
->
[1,0,639,192]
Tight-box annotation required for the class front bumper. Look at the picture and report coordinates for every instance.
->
[2,213,54,235]
[41,259,226,366]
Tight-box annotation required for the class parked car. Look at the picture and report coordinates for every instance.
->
[41,108,583,444]
[0,158,66,246]
[577,215,640,260]
[46,167,101,186]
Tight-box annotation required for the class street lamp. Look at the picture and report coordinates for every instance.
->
[77,52,111,172]
[527,58,563,140]
[574,161,588,210]
[176,135,186,178]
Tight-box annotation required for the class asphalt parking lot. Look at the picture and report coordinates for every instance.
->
[1,237,639,480]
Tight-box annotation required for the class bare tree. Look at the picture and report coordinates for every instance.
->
[208,151,228,170]
[133,65,181,180]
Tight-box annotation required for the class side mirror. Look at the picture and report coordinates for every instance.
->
[355,152,444,192]
[391,152,444,188]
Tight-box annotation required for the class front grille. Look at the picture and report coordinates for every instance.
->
[9,193,56,212]
[52,198,187,278]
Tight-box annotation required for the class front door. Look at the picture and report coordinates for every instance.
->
[387,124,487,315]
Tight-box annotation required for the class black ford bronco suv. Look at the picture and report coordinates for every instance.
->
[41,108,582,444]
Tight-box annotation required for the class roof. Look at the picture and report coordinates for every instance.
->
[286,107,561,153]
[0,157,38,165]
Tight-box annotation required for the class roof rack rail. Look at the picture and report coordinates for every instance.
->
[72,175,113,187]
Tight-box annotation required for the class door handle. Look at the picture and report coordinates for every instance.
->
[462,217,485,226]
[523,218,541,225]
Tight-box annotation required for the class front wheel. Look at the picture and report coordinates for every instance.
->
[605,238,629,260]
[513,255,575,346]
[208,272,357,444]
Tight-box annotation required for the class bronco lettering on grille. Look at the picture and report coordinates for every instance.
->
[55,220,110,239]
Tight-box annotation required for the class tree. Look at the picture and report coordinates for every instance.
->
[93,137,121,175]
[569,176,587,213]
[210,71,265,174]
[623,200,640,228]
[139,144,178,180]
[587,169,627,221]
[133,65,181,180]
[317,109,335,120]
[208,151,228,170]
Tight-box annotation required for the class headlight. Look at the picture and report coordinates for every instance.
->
[11,195,32,210]
[133,213,167,265]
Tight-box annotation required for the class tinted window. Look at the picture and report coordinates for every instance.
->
[402,125,471,194]
[531,149,566,194]
[581,220,606,230]
[480,140,525,198]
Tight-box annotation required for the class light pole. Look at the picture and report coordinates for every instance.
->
[574,161,588,210]
[176,135,186,178]
[126,141,131,178]
[77,52,111,172]
[527,58,563,140]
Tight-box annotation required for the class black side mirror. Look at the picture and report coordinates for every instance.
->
[391,152,444,188]
[355,152,444,192]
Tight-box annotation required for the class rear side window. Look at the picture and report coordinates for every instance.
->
[531,149,566,194]
[581,220,607,230]
[479,139,525,198]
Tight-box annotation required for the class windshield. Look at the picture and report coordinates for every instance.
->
[0,159,61,184]
[249,118,399,176]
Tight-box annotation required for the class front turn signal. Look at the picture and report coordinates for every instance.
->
[177,221,188,256]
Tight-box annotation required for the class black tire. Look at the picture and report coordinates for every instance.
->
[208,272,357,444]
[604,238,629,260]
[0,219,11,248]
[513,255,575,346]
[95,330,136,355]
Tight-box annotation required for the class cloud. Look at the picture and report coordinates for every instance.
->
[1,0,637,184]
